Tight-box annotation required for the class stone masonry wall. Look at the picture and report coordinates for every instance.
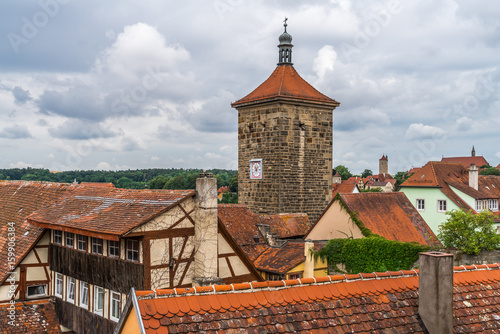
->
[238,102,333,223]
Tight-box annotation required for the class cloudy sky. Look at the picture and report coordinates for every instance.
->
[1,0,499,174]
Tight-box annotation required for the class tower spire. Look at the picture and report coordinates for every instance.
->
[278,18,293,65]
[471,145,476,157]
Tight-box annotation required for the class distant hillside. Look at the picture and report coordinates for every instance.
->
[0,168,238,191]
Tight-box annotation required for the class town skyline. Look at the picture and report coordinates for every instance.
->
[1,1,499,174]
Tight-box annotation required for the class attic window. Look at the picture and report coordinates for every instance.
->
[253,235,260,243]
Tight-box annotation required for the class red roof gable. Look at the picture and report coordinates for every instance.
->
[441,156,489,168]
[332,182,358,198]
[129,264,500,333]
[28,186,194,239]
[259,213,311,239]
[340,193,439,246]
[231,65,339,108]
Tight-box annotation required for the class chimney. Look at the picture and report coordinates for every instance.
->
[192,172,222,286]
[418,252,454,334]
[469,164,478,190]
[303,240,315,278]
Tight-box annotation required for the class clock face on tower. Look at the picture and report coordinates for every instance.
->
[250,159,262,179]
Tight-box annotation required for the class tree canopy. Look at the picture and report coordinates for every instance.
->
[438,209,500,255]
[334,165,352,180]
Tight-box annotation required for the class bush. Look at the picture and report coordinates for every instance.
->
[437,209,500,255]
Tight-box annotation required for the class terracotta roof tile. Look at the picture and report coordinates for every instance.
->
[28,186,194,238]
[231,65,339,108]
[133,265,500,333]
[339,192,439,246]
[259,213,311,239]
[441,156,489,168]
[0,300,61,333]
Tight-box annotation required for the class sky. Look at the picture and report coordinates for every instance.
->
[0,0,499,174]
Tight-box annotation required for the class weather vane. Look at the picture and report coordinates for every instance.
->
[283,17,288,31]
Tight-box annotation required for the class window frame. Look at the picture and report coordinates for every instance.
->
[54,230,62,245]
[94,286,104,316]
[77,235,87,252]
[80,281,89,309]
[108,240,120,258]
[55,273,63,298]
[126,239,139,262]
[110,291,121,322]
[416,199,425,211]
[67,277,75,304]
[437,199,447,213]
[91,237,103,255]
[66,232,74,248]
[26,284,47,299]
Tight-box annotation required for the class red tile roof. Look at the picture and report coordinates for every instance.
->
[0,181,76,285]
[441,156,489,168]
[217,186,231,193]
[0,300,61,333]
[129,264,500,333]
[332,182,357,198]
[231,65,339,108]
[259,213,311,239]
[339,193,439,246]
[28,187,194,240]
[79,182,115,188]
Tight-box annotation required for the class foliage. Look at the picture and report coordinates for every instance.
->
[394,171,412,189]
[218,192,238,204]
[361,187,383,193]
[437,209,500,255]
[361,169,373,178]
[0,167,237,190]
[315,237,428,274]
[229,173,238,193]
[480,167,500,176]
[334,165,352,180]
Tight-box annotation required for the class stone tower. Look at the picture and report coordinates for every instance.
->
[379,155,388,175]
[231,21,340,223]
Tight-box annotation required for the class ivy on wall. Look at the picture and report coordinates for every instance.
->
[314,237,429,274]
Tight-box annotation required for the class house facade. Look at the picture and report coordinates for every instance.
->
[399,161,500,235]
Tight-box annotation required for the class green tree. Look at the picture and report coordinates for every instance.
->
[164,174,185,189]
[480,167,500,176]
[361,187,383,192]
[218,192,238,204]
[229,173,238,193]
[334,165,352,180]
[438,209,500,255]
[394,171,411,189]
[361,169,372,178]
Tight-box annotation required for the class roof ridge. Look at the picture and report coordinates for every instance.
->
[135,263,500,300]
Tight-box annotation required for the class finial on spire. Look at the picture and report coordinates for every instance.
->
[472,145,476,157]
[278,18,293,65]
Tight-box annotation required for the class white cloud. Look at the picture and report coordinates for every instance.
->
[313,45,337,83]
[96,161,111,170]
[9,161,43,168]
[405,123,446,140]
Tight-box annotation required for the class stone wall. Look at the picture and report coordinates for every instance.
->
[449,250,500,266]
[237,102,333,223]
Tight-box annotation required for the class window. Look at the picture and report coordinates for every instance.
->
[55,273,63,298]
[266,273,283,281]
[476,200,485,212]
[94,286,104,316]
[416,199,425,211]
[54,230,62,245]
[110,291,121,322]
[26,284,47,298]
[109,240,120,258]
[80,281,88,309]
[77,235,87,251]
[126,240,139,262]
[488,199,499,212]
[67,277,75,303]
[438,200,447,212]
[66,232,74,248]
[92,237,103,255]
[288,273,302,280]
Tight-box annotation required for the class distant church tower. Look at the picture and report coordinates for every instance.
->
[379,155,388,175]
[231,20,340,222]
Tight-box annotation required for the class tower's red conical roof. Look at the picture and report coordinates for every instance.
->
[231,65,339,108]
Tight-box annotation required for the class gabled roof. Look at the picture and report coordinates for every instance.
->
[441,156,489,168]
[231,65,339,108]
[28,186,195,240]
[0,300,61,333]
[332,182,358,198]
[122,264,500,333]
[339,193,439,246]
[0,181,76,284]
[259,213,310,239]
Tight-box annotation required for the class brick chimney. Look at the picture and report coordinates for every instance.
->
[418,252,454,334]
[192,173,222,286]
[303,240,315,278]
[469,164,479,191]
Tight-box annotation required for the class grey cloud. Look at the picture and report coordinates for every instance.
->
[0,125,32,139]
[12,86,32,104]
[48,120,117,140]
